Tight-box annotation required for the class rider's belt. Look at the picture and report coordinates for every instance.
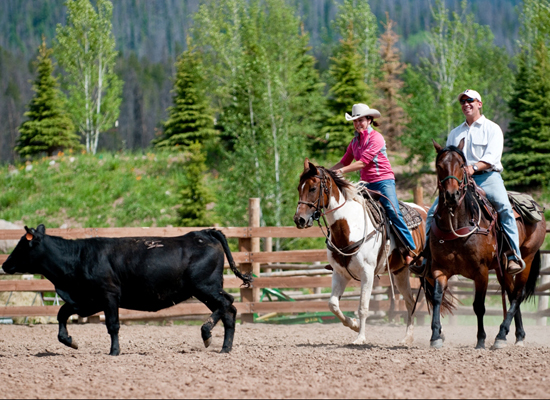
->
[473,170,490,176]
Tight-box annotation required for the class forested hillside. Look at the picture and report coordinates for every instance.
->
[0,0,521,163]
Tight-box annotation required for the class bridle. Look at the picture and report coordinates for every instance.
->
[437,156,469,212]
[436,149,483,239]
[297,169,347,221]
[298,168,374,281]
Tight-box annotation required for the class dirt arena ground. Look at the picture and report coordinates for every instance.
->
[1,321,549,399]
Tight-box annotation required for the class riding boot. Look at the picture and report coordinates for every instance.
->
[409,240,431,276]
[505,252,526,276]
[501,248,526,276]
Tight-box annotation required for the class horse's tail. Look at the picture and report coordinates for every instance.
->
[209,229,253,288]
[420,275,456,315]
[524,250,541,301]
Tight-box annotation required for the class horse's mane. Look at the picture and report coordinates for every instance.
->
[300,165,363,203]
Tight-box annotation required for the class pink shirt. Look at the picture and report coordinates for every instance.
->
[340,127,395,183]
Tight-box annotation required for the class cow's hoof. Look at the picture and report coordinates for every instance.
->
[203,337,212,348]
[491,339,507,350]
[430,339,444,349]
[515,340,525,347]
[70,340,78,350]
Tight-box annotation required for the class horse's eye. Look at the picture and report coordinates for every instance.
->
[309,187,316,192]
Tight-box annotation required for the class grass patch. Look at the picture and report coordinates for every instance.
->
[0,151,191,229]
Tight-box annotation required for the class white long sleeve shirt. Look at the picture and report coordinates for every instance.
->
[446,115,504,172]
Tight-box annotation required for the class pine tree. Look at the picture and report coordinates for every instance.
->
[503,42,550,187]
[177,142,215,227]
[373,16,406,151]
[153,44,217,150]
[334,0,380,86]
[16,38,80,158]
[320,24,369,156]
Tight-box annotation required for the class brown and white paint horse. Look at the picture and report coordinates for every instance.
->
[294,159,427,345]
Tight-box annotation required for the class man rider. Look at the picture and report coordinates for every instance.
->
[410,89,525,276]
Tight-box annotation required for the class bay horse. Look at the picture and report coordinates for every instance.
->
[426,139,546,349]
[293,159,427,345]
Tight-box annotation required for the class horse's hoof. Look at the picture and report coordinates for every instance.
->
[70,340,78,350]
[491,339,507,350]
[475,341,485,350]
[352,337,367,345]
[346,318,360,332]
[430,339,444,349]
[400,337,414,346]
[203,337,212,348]
[515,340,525,347]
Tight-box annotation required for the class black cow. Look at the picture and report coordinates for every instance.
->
[2,225,252,355]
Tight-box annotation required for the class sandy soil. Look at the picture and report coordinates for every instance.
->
[1,321,549,399]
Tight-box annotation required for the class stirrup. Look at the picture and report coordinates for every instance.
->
[409,257,427,276]
[505,257,526,276]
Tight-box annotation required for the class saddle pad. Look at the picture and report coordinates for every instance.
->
[398,201,423,230]
[507,191,545,224]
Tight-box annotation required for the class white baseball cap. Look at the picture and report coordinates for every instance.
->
[457,89,482,102]
[345,103,381,121]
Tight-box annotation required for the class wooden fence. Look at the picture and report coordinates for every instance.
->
[1,198,549,325]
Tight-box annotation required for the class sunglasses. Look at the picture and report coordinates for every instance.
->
[459,97,476,105]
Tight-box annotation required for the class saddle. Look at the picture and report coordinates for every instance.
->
[360,186,422,258]
[470,185,544,227]
[508,191,545,224]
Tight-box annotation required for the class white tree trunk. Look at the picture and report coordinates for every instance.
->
[92,53,104,155]
[266,78,282,243]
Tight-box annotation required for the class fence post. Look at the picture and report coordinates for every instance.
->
[264,237,272,273]
[239,198,261,323]
[536,253,550,326]
[413,185,423,207]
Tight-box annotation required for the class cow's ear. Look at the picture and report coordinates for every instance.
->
[24,226,33,241]
[24,226,42,247]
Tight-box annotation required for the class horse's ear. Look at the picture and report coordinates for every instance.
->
[304,158,318,175]
[457,138,465,151]
[432,139,443,153]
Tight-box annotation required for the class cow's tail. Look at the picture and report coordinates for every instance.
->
[209,229,253,288]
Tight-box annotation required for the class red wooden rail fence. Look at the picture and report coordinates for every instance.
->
[1,198,549,325]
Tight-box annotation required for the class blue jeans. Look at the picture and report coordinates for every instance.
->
[366,179,416,250]
[426,171,521,259]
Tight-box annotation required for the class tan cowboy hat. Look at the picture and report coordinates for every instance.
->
[345,103,381,121]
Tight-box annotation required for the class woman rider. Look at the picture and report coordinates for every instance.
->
[330,103,416,264]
